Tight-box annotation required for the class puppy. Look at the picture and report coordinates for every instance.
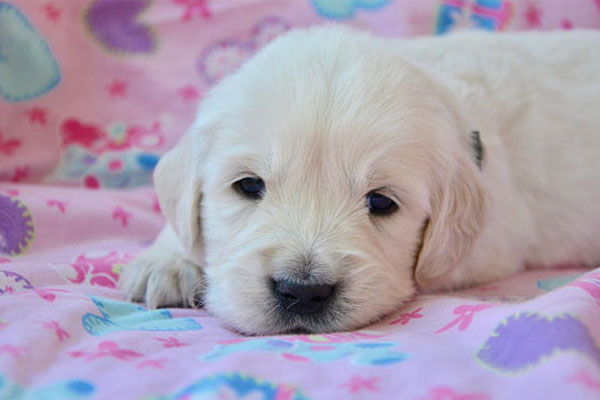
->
[120,26,600,335]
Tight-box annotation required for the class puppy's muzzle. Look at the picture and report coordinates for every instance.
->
[272,278,336,315]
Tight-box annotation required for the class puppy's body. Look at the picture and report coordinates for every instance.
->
[399,31,600,288]
[121,28,600,334]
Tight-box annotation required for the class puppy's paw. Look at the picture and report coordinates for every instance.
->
[119,250,205,309]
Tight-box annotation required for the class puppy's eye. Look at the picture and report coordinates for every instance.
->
[366,191,398,216]
[234,177,265,200]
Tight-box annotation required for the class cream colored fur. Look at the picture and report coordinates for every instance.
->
[120,26,600,334]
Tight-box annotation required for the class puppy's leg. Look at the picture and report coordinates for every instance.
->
[119,226,205,308]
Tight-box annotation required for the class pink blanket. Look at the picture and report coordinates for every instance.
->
[1,1,600,399]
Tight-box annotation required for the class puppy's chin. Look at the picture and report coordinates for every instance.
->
[202,261,416,335]
[211,300,409,336]
[205,295,373,336]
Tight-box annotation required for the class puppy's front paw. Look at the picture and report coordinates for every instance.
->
[119,250,205,309]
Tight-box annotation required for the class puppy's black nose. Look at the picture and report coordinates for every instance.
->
[273,279,335,315]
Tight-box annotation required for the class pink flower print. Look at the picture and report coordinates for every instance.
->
[42,3,61,23]
[25,107,47,125]
[3,286,15,294]
[341,376,380,394]
[567,369,600,391]
[84,175,100,189]
[106,79,127,97]
[136,358,167,369]
[561,19,573,30]
[64,250,132,288]
[40,320,70,342]
[0,345,25,357]
[34,288,68,302]
[435,304,494,334]
[112,207,132,226]
[178,85,200,102]
[69,341,142,362]
[173,0,211,21]
[47,199,67,213]
[420,386,489,400]
[11,166,29,183]
[155,336,189,348]
[525,3,541,27]
[0,132,21,156]
[390,307,423,325]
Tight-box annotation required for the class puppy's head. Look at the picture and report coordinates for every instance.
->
[155,27,488,334]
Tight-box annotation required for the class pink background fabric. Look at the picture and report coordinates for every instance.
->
[1,1,600,399]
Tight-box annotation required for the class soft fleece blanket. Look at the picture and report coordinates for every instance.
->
[1,1,600,399]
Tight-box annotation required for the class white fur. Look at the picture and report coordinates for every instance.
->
[120,27,600,334]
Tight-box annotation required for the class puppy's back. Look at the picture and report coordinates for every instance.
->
[398,30,600,269]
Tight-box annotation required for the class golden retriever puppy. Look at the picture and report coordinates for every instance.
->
[120,26,600,334]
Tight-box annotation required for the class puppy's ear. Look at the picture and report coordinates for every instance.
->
[154,132,203,254]
[415,154,489,289]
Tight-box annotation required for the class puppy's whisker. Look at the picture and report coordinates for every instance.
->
[286,299,300,310]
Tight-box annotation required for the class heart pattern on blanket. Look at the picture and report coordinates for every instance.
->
[61,118,106,150]
[83,0,156,55]
[311,0,390,19]
[0,3,61,102]
[197,16,290,84]
[82,296,202,335]
[477,312,600,372]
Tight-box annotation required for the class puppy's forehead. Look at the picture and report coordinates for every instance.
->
[213,31,442,176]
[232,36,425,139]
